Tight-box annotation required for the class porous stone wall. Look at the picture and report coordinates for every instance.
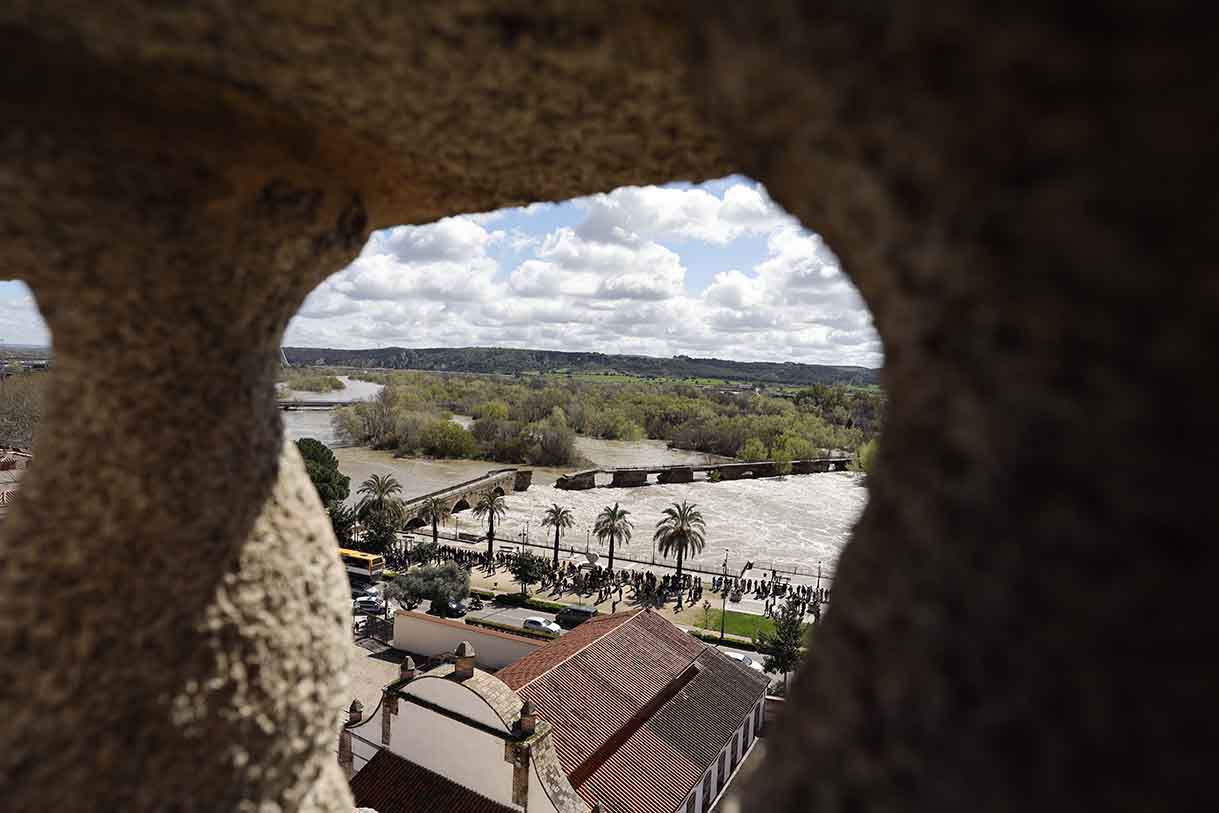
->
[689,3,1218,811]
[0,2,1214,812]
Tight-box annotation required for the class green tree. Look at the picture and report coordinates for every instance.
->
[421,420,477,458]
[385,561,470,615]
[593,502,633,574]
[856,437,879,474]
[296,437,339,470]
[327,501,358,548]
[541,503,575,567]
[474,400,510,420]
[418,497,452,547]
[653,501,706,586]
[473,490,508,559]
[530,407,578,466]
[361,519,397,555]
[412,539,439,565]
[755,595,807,693]
[356,473,404,525]
[296,437,350,505]
[739,438,768,461]
[510,551,549,596]
[771,445,793,477]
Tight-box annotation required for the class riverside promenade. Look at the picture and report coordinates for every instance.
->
[404,528,834,623]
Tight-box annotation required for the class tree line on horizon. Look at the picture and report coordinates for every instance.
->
[283,345,880,387]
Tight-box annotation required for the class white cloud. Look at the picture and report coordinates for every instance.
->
[279,179,882,367]
[574,183,796,246]
[0,180,879,366]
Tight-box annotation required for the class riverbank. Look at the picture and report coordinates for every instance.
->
[281,375,867,579]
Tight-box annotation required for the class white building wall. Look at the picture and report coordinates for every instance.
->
[350,728,379,775]
[393,611,543,668]
[389,701,516,808]
[406,677,510,730]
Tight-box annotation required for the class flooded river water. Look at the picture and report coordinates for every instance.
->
[281,377,867,578]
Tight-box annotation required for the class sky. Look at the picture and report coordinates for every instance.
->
[0,175,881,367]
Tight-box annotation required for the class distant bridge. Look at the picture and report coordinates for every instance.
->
[276,400,361,410]
[398,468,533,530]
[555,457,851,490]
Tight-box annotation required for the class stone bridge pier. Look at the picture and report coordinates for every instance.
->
[0,4,1213,813]
[609,470,648,488]
[657,467,694,484]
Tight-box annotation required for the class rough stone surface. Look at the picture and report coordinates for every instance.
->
[0,2,1214,812]
[688,2,1218,811]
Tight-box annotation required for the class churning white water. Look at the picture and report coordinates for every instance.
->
[283,378,868,578]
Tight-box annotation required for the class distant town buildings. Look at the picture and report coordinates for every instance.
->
[344,609,769,813]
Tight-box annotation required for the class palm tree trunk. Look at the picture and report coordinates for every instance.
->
[608,536,615,573]
[432,516,439,547]
[487,515,495,559]
[676,546,684,589]
[553,528,560,567]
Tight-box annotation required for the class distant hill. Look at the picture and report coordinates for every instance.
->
[282,346,880,387]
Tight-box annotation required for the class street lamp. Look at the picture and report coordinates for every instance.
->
[719,550,753,645]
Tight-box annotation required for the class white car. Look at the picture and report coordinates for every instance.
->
[523,616,561,635]
[353,595,386,615]
[726,651,766,673]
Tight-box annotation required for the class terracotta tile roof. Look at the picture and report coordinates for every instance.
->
[503,609,770,813]
[495,610,639,690]
[350,749,515,813]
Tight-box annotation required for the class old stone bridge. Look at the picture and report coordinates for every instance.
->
[555,457,851,490]
[399,468,533,529]
[276,400,360,410]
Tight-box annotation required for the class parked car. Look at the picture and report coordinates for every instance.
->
[428,598,468,618]
[351,584,378,600]
[555,606,598,629]
[523,616,562,635]
[726,651,766,673]
[353,595,386,615]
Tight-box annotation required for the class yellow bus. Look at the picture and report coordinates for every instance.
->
[339,548,385,582]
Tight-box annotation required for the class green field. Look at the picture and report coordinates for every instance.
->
[696,608,777,639]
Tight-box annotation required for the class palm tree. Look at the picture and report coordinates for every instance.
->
[541,503,575,567]
[418,496,452,548]
[356,473,403,524]
[472,490,507,559]
[593,503,633,574]
[653,500,706,588]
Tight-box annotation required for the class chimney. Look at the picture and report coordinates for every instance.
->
[399,655,416,682]
[382,687,398,746]
[518,700,537,736]
[454,641,476,679]
[338,698,362,778]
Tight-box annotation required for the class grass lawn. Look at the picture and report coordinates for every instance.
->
[696,608,777,639]
[692,608,815,640]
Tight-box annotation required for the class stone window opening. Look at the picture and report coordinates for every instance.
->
[0,6,1209,813]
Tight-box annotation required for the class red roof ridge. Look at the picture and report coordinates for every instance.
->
[502,609,642,691]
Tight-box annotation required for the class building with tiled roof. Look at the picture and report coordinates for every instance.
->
[345,609,770,813]
[350,749,516,813]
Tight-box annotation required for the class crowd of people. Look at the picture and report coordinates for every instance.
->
[420,538,828,621]
[712,573,829,622]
